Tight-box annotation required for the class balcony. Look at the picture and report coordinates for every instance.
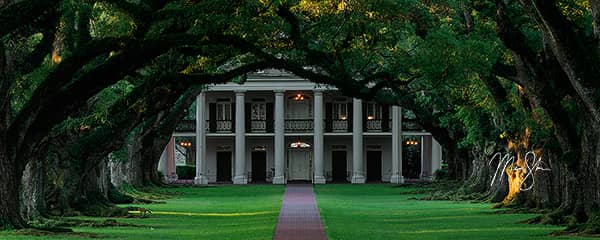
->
[285,119,313,132]
[365,119,391,132]
[174,117,423,134]
[175,120,196,132]
[249,120,271,133]
[402,119,423,131]
[331,119,349,132]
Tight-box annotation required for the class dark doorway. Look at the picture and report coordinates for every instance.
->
[216,151,232,182]
[251,151,267,183]
[332,151,347,182]
[403,141,422,179]
[366,151,382,182]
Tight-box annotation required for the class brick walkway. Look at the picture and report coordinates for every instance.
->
[273,184,327,240]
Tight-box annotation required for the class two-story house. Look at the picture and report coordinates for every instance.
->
[158,69,443,184]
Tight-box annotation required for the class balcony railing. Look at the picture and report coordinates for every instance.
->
[331,119,349,132]
[175,120,196,132]
[212,120,233,132]
[250,120,267,132]
[175,118,422,133]
[402,119,423,131]
[285,119,313,132]
[366,119,383,131]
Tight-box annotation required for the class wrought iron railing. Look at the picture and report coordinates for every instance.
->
[175,120,196,132]
[402,119,423,131]
[176,118,421,133]
[250,120,267,132]
[215,120,233,132]
[285,119,313,132]
[331,119,349,132]
[366,119,383,131]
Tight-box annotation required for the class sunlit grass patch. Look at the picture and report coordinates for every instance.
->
[0,185,284,240]
[315,184,594,240]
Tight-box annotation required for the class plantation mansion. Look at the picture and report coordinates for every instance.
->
[158,69,443,184]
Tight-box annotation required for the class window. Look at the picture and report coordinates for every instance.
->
[332,102,348,120]
[251,102,266,120]
[216,98,231,121]
[366,103,382,120]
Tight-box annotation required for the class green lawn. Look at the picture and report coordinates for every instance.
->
[314,184,595,240]
[1,184,596,239]
[0,185,284,240]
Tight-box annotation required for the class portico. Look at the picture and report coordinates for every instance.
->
[161,70,443,184]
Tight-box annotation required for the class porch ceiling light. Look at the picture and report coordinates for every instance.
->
[290,141,311,148]
[340,115,347,120]
[367,115,375,120]
[293,93,305,101]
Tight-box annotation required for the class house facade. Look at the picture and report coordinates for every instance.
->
[158,69,443,184]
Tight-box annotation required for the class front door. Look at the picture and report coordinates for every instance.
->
[332,151,347,182]
[216,151,232,182]
[288,150,311,181]
[366,151,382,182]
[251,151,267,183]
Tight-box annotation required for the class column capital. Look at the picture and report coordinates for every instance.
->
[274,89,285,94]
[313,89,325,94]
[235,90,246,95]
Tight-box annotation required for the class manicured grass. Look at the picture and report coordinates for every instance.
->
[0,185,284,240]
[314,184,595,240]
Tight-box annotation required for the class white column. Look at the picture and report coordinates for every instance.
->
[431,137,443,178]
[313,90,326,184]
[194,92,209,184]
[234,91,248,184]
[273,90,286,184]
[421,135,433,180]
[167,137,178,180]
[158,148,168,180]
[351,98,365,183]
[390,106,404,184]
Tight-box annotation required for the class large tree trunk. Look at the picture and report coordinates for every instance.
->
[0,147,26,229]
[20,154,46,220]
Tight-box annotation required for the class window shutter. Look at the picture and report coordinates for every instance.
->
[347,102,353,131]
[231,103,236,132]
[209,103,217,132]
[325,102,333,132]
[362,102,367,131]
[382,104,390,132]
[245,103,252,133]
[266,102,274,132]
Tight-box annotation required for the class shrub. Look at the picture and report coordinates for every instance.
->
[176,165,195,179]
[434,169,449,180]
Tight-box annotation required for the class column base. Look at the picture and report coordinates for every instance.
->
[272,176,286,184]
[194,176,209,185]
[390,174,404,184]
[313,175,326,184]
[351,175,366,184]
[233,175,248,184]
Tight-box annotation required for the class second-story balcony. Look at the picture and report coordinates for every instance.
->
[331,119,349,132]
[365,119,391,132]
[209,120,233,133]
[285,119,313,132]
[250,120,267,132]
